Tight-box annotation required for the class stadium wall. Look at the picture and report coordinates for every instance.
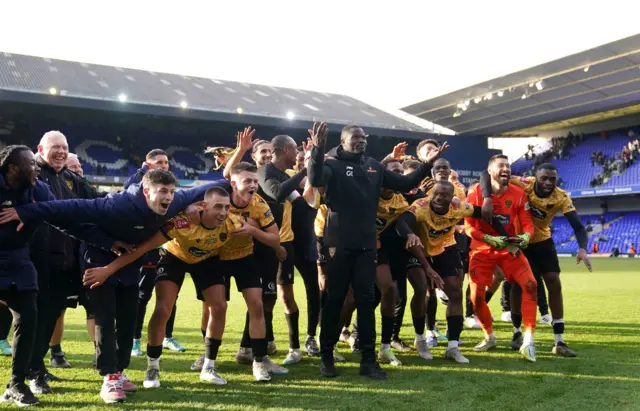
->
[534,113,640,139]
[573,196,640,215]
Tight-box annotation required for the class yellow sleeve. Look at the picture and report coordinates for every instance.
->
[256,200,275,228]
[285,169,296,177]
[509,176,534,190]
[456,202,475,219]
[161,215,190,239]
[408,198,430,222]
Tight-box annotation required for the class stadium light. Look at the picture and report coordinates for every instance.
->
[179,101,188,109]
[473,97,481,104]
[118,93,127,102]
[497,91,504,97]
[535,80,544,91]
[49,87,57,95]
[521,93,528,100]
[485,93,492,100]
[236,107,243,114]
[584,66,590,72]
[529,82,534,88]
[286,111,295,120]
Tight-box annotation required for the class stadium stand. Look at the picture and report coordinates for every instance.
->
[554,212,640,254]
[513,127,640,191]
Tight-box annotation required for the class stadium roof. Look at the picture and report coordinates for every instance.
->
[401,34,640,136]
[0,51,428,136]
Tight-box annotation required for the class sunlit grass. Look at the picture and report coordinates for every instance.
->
[0,258,638,410]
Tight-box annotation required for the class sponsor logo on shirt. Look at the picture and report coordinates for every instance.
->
[188,247,210,258]
[505,200,513,208]
[494,214,511,225]
[175,218,190,229]
[367,167,377,173]
[428,227,450,238]
[530,206,547,220]
[1,201,12,206]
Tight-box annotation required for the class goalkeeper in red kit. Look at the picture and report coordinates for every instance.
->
[465,155,538,362]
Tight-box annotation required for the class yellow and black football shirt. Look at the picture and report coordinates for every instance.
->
[510,177,575,244]
[218,193,276,260]
[408,197,475,256]
[161,212,243,264]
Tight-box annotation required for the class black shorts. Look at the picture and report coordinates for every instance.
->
[254,243,279,296]
[316,237,328,266]
[523,238,561,275]
[220,254,263,292]
[429,247,461,278]
[445,245,464,270]
[377,247,420,282]
[277,242,295,286]
[156,252,224,299]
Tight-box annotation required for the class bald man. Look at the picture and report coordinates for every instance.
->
[28,132,103,394]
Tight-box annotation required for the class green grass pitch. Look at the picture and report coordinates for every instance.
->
[1,258,638,410]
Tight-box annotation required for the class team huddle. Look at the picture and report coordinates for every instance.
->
[0,123,592,406]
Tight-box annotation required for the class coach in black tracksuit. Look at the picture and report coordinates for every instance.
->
[28,150,104,392]
[308,123,437,379]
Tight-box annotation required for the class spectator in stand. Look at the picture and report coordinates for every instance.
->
[629,243,637,255]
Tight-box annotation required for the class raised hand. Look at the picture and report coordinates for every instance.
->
[425,141,450,163]
[392,142,408,159]
[302,138,313,153]
[237,126,257,152]
[308,122,328,148]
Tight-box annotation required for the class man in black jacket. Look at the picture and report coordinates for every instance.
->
[256,135,308,365]
[28,132,106,393]
[308,122,444,379]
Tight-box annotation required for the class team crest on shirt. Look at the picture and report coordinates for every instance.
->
[505,200,512,208]
[65,180,74,190]
[163,221,175,231]
[175,218,190,229]
[264,210,273,218]
[546,203,555,209]
[367,167,377,173]
[220,232,228,241]
[328,247,336,258]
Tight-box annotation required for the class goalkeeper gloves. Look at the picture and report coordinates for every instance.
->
[517,232,531,249]
[483,235,507,249]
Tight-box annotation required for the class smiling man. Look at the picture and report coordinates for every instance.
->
[28,131,110,391]
[0,169,227,403]
[481,163,591,357]
[465,155,538,362]
[308,122,443,379]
